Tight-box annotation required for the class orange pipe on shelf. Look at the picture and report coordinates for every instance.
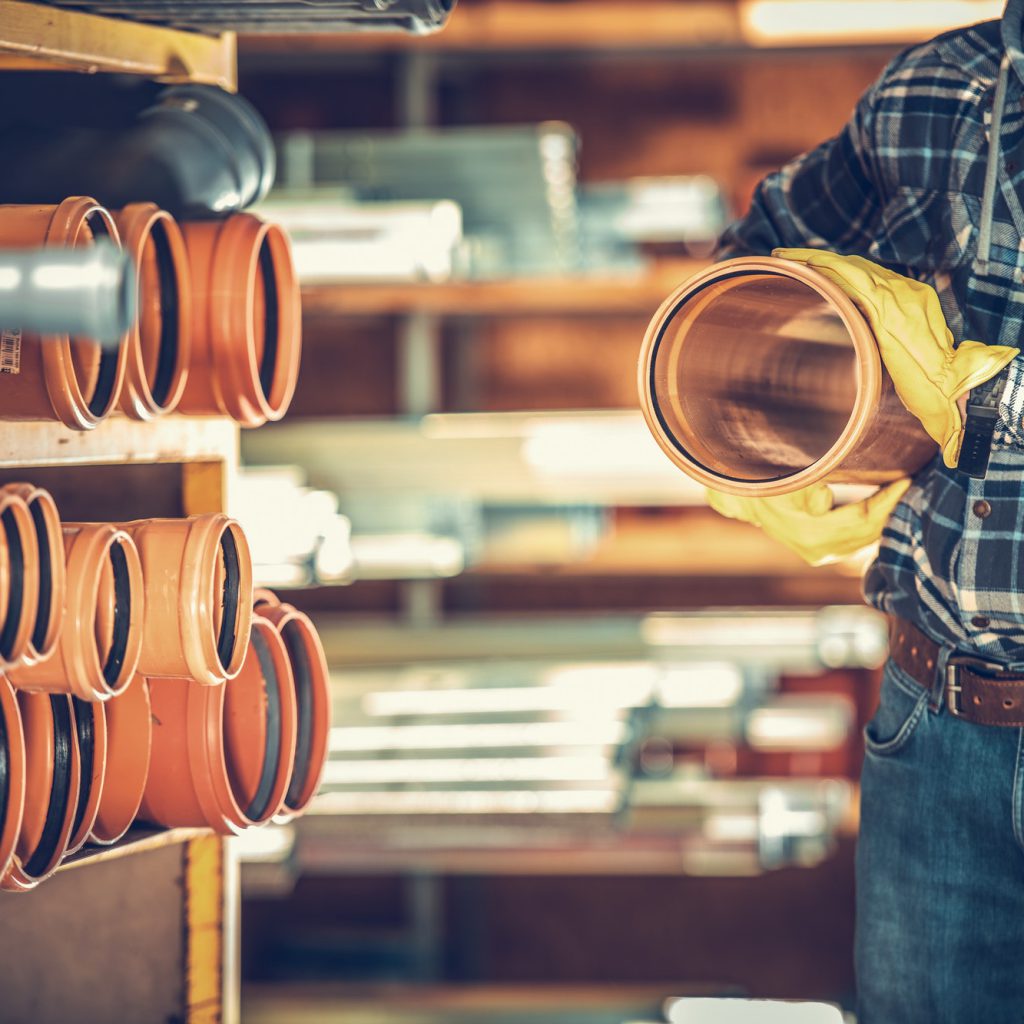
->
[177,214,301,428]
[254,589,331,818]
[0,678,26,883]
[89,676,151,846]
[0,490,39,672]
[7,524,145,702]
[0,484,65,668]
[113,203,192,420]
[64,695,108,856]
[1,691,81,890]
[118,515,253,686]
[139,614,298,835]
[0,198,128,430]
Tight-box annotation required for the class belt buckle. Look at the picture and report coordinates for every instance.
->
[946,653,1007,717]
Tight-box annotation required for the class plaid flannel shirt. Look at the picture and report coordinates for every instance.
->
[714,11,1024,663]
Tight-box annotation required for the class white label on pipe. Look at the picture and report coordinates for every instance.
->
[0,329,20,375]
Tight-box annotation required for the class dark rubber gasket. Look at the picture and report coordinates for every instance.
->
[102,540,132,689]
[147,217,180,409]
[282,622,314,810]
[29,499,52,654]
[256,236,280,404]
[0,700,9,849]
[240,627,281,822]
[0,507,25,663]
[215,527,241,674]
[83,212,120,418]
[24,696,73,879]
[69,698,94,841]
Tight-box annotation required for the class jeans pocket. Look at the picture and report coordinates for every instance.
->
[863,661,930,757]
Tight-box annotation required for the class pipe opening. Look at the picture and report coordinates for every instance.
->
[649,271,858,483]
[28,499,53,654]
[24,696,73,878]
[255,235,280,404]
[215,527,242,674]
[283,621,314,809]
[73,211,120,417]
[69,698,94,841]
[140,218,180,409]
[226,626,282,822]
[100,540,133,690]
[0,507,25,663]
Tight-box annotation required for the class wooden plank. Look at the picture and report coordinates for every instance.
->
[0,415,238,470]
[0,0,236,85]
[58,826,207,872]
[186,834,227,1024]
[301,262,708,318]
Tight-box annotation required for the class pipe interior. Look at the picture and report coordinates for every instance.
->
[214,526,242,674]
[138,218,180,408]
[283,620,315,809]
[71,211,120,417]
[97,539,132,690]
[0,507,25,663]
[69,697,94,841]
[255,234,280,404]
[24,695,73,878]
[650,272,859,483]
[224,626,282,822]
[29,498,52,653]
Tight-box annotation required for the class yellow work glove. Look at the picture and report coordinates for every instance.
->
[707,478,911,567]
[773,248,1019,468]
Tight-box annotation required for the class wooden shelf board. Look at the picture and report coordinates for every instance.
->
[58,825,208,872]
[301,261,709,318]
[0,0,236,87]
[0,414,238,469]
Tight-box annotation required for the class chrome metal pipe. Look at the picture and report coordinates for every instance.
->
[0,241,134,347]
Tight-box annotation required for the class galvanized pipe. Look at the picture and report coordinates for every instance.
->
[0,241,134,348]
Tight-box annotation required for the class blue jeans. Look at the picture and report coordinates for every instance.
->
[856,656,1024,1023]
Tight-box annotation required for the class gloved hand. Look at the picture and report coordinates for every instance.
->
[773,248,1019,468]
[707,478,911,566]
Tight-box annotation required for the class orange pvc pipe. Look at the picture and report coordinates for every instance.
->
[0,678,26,883]
[1,691,81,890]
[64,695,108,856]
[637,256,937,496]
[113,204,192,420]
[7,524,145,702]
[140,614,298,835]
[0,198,128,430]
[0,490,38,672]
[89,676,151,845]
[0,484,65,667]
[117,515,253,686]
[253,589,331,818]
[177,214,302,427]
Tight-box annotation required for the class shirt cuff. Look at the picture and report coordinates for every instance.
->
[997,355,1024,443]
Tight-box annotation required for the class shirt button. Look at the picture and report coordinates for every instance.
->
[973,499,992,518]
[972,615,991,629]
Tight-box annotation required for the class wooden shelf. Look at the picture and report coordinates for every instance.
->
[301,261,709,319]
[0,414,238,469]
[58,826,208,872]
[0,0,236,87]
[239,0,1000,57]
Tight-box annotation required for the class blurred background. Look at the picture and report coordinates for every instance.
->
[223,1,1000,1020]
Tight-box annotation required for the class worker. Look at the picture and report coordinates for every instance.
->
[708,3,1024,1020]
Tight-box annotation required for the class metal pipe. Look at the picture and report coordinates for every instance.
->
[0,241,134,348]
[638,256,936,497]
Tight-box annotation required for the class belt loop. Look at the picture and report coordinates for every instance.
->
[929,642,954,714]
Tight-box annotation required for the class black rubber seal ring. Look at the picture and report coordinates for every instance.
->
[0,507,25,663]
[241,627,281,822]
[216,528,241,674]
[283,621,314,810]
[256,235,280,404]
[83,212,120,418]
[102,540,133,689]
[29,500,53,654]
[24,696,73,879]
[147,217,179,409]
[69,698,94,842]
[0,698,9,849]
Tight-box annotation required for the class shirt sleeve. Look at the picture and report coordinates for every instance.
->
[997,356,1024,446]
[714,78,887,260]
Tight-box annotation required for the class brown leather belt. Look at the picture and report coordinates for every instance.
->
[889,617,1024,727]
